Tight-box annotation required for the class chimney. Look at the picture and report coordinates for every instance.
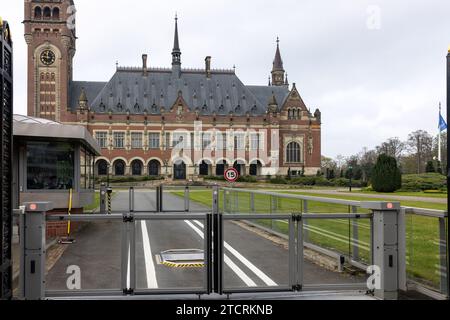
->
[142,54,148,76]
[205,56,211,78]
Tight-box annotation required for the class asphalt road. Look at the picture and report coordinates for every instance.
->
[46,190,367,293]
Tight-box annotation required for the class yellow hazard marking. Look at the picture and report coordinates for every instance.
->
[161,261,205,268]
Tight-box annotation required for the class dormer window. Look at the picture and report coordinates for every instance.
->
[151,104,158,114]
[99,102,106,112]
[117,102,123,112]
[134,102,140,112]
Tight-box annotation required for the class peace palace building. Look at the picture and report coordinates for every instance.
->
[24,0,322,180]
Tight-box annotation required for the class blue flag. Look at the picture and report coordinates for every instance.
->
[439,113,447,132]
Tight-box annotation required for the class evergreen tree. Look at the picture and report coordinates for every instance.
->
[372,154,402,193]
[425,161,435,173]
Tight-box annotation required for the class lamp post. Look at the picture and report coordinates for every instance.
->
[348,165,353,192]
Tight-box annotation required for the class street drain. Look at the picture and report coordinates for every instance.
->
[159,249,205,268]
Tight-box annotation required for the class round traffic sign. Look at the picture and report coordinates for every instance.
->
[224,168,239,182]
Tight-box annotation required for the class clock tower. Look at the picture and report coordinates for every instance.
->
[24,0,76,121]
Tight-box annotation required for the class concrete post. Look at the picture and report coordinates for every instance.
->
[99,183,107,214]
[21,202,53,300]
[439,217,448,295]
[362,201,401,300]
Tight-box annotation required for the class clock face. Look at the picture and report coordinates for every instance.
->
[40,50,56,66]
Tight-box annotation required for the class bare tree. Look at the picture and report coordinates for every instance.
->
[407,130,433,174]
[376,137,405,162]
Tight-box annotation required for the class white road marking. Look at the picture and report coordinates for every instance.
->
[127,245,130,289]
[191,220,277,287]
[185,220,256,287]
[141,220,159,288]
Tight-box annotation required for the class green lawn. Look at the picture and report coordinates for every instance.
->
[173,189,447,291]
[352,190,448,199]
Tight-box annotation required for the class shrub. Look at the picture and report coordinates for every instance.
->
[371,154,402,193]
[270,176,288,184]
[425,161,436,173]
[400,173,446,191]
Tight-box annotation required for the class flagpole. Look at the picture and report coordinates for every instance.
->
[439,103,442,163]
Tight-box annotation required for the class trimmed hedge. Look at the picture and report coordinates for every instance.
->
[95,176,164,183]
[400,173,447,192]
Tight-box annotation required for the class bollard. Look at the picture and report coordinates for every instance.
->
[21,202,53,300]
[184,186,190,212]
[107,187,113,214]
[99,183,107,214]
[362,201,401,300]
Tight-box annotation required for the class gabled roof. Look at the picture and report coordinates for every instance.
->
[76,68,290,116]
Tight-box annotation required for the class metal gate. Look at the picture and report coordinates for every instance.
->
[0,19,13,301]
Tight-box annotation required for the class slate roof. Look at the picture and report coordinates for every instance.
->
[70,69,291,116]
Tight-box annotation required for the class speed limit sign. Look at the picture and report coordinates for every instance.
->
[224,168,239,182]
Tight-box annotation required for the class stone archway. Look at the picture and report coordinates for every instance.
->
[173,160,186,180]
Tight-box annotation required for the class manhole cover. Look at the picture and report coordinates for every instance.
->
[159,249,205,268]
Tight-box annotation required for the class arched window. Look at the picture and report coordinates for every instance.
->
[286,142,301,163]
[131,160,142,176]
[34,7,42,19]
[288,109,292,120]
[52,7,60,20]
[148,160,160,176]
[97,160,108,176]
[114,160,126,176]
[43,7,51,19]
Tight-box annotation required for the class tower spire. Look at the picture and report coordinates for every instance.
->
[171,14,181,78]
[172,14,181,66]
[271,37,286,86]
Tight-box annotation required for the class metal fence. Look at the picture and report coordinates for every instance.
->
[222,187,449,299]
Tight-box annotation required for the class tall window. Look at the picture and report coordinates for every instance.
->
[149,133,160,149]
[202,133,212,150]
[26,142,74,190]
[95,132,108,149]
[173,132,188,149]
[216,133,227,150]
[250,133,262,151]
[113,132,125,149]
[234,133,245,150]
[131,132,143,149]
[286,142,301,163]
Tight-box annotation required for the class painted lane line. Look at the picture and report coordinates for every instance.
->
[127,245,130,289]
[184,220,257,287]
[191,220,277,287]
[141,220,159,289]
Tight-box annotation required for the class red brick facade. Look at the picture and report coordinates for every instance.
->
[24,0,322,178]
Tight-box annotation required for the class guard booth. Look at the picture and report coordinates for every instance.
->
[0,18,13,300]
[13,115,101,237]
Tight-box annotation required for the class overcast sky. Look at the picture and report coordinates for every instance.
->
[1,0,449,158]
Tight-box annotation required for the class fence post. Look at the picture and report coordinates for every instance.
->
[398,208,407,292]
[303,200,309,242]
[439,217,448,296]
[362,201,400,300]
[99,183,107,214]
[351,205,359,262]
[129,187,134,213]
[250,193,255,213]
[21,202,53,300]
